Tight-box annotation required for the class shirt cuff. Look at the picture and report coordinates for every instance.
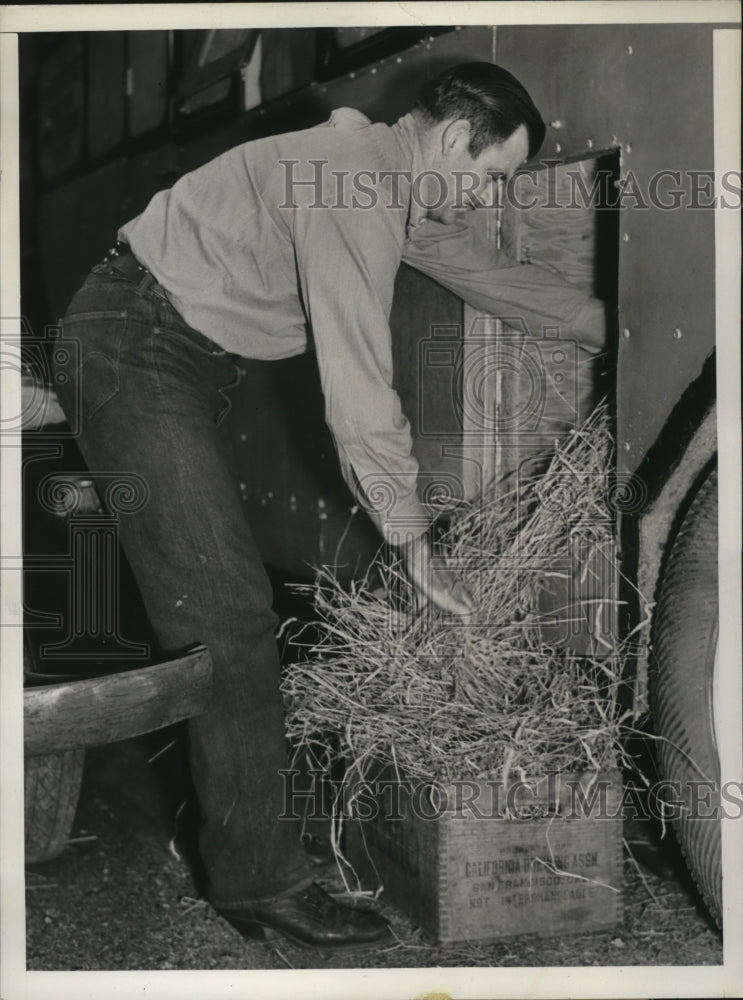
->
[572,297,611,355]
[355,476,432,545]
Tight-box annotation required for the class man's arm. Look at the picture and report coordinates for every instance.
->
[402,215,609,355]
[292,197,473,616]
[292,198,425,540]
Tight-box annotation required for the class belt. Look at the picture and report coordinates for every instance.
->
[100,240,156,285]
[98,241,234,358]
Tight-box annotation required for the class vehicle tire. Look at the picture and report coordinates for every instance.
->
[24,750,85,864]
[24,640,85,864]
[651,464,721,926]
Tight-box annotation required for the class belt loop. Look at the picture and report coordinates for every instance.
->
[136,271,156,296]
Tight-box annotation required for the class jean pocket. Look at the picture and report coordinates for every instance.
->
[60,310,127,421]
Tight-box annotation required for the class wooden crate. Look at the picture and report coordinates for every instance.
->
[344,768,623,945]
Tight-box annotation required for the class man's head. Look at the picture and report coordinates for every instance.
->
[412,62,545,223]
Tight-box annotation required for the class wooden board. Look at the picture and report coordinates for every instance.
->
[24,645,212,756]
[346,767,623,944]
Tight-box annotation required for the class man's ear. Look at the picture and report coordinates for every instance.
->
[440,118,471,157]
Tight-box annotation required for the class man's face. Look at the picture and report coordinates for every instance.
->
[424,122,529,225]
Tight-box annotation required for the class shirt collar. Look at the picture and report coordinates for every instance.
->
[326,107,373,129]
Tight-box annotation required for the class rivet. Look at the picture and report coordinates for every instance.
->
[555,143,562,153]
[371,67,377,75]
[549,119,563,129]
[396,56,402,63]
[586,138,594,149]
[349,72,356,79]
[624,143,632,154]
[622,233,630,243]
[626,45,633,55]
[623,442,631,452]
[672,327,683,340]
[622,328,631,339]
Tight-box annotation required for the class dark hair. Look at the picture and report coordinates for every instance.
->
[414,62,546,160]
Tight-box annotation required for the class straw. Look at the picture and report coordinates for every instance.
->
[282,402,633,800]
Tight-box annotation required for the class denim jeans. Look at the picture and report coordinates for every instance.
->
[54,264,313,906]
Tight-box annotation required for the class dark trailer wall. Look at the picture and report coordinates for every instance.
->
[21,24,717,584]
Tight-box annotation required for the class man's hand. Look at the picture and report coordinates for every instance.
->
[574,295,611,355]
[399,533,474,617]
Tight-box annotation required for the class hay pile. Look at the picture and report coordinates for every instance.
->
[282,404,630,790]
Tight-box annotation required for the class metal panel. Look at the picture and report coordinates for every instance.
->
[38,35,85,180]
[293,25,494,125]
[259,29,317,103]
[227,352,380,581]
[87,33,126,158]
[39,163,127,316]
[129,31,169,137]
[495,24,716,474]
[39,145,179,318]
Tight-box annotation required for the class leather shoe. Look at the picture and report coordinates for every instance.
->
[218,882,392,951]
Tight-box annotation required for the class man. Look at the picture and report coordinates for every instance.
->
[53,62,607,950]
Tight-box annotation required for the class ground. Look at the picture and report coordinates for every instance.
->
[24,729,722,974]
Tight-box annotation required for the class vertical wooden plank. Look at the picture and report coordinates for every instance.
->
[459,184,505,502]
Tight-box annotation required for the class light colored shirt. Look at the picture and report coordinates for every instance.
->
[120,108,606,541]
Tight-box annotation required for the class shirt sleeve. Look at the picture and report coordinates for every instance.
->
[402,216,608,355]
[292,199,430,543]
